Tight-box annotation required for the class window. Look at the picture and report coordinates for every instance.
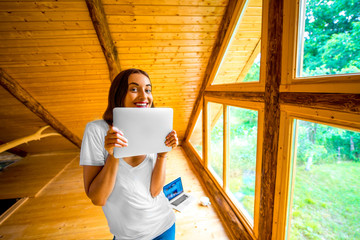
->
[297,0,360,77]
[208,102,224,185]
[227,106,258,225]
[286,119,360,239]
[189,110,203,158]
[211,0,262,85]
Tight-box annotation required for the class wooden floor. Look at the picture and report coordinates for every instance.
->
[0,147,230,239]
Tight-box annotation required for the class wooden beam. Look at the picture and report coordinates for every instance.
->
[86,0,121,81]
[0,68,81,148]
[184,0,248,141]
[182,142,252,240]
[259,0,283,238]
[280,92,360,113]
[205,91,264,102]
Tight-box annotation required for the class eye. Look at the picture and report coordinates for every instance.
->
[129,87,137,92]
[145,89,152,93]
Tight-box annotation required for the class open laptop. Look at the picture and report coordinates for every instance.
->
[113,107,173,158]
[163,177,195,212]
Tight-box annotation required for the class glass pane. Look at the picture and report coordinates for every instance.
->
[208,102,223,184]
[189,110,203,158]
[298,0,360,77]
[243,53,261,82]
[212,0,262,84]
[228,106,258,225]
[288,119,360,239]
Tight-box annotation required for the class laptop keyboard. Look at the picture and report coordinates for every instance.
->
[172,194,189,206]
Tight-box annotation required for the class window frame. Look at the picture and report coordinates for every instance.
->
[204,95,264,238]
[281,0,360,94]
[273,105,360,240]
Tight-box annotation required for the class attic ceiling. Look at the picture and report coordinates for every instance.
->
[0,0,261,155]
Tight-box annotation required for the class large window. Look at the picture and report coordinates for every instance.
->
[205,98,263,235]
[184,0,359,239]
[297,0,360,77]
[287,119,360,239]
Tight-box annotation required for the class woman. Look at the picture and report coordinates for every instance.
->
[80,68,177,240]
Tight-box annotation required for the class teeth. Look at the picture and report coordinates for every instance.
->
[136,103,147,106]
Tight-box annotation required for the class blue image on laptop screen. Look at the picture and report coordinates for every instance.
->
[163,177,183,201]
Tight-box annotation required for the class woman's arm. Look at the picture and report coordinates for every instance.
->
[83,126,127,206]
[83,155,119,206]
[150,130,178,197]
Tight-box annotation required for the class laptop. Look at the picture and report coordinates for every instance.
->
[113,107,173,158]
[163,177,195,212]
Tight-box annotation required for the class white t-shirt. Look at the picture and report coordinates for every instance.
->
[80,120,175,240]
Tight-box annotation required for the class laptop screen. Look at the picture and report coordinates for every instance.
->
[163,177,184,201]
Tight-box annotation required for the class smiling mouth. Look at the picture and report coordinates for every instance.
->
[135,102,148,108]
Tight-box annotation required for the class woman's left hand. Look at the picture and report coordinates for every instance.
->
[165,130,178,149]
[158,130,178,158]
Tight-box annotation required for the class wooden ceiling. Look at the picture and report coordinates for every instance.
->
[0,0,261,155]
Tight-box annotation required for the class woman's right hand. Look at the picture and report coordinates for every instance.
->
[105,126,128,156]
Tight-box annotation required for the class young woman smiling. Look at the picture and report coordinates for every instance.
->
[80,68,178,240]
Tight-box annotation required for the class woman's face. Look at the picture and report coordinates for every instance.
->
[123,73,153,108]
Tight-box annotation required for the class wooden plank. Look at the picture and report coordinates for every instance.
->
[0,11,91,22]
[4,64,108,73]
[0,38,100,48]
[103,5,226,16]
[279,93,360,114]
[0,68,81,148]
[114,39,215,47]
[109,24,219,33]
[0,45,103,55]
[0,21,95,31]
[0,58,106,68]
[0,52,104,61]
[86,0,120,81]
[0,2,87,11]
[118,52,212,59]
[107,15,223,25]
[112,32,217,41]
[258,0,284,238]
[0,30,96,40]
[103,0,228,6]
[117,46,213,53]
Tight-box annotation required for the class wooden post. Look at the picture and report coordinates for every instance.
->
[86,0,121,81]
[259,0,283,239]
[0,69,82,148]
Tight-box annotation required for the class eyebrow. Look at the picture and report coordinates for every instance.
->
[128,82,152,87]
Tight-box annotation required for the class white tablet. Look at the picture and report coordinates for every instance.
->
[113,107,173,158]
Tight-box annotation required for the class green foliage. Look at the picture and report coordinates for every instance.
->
[296,120,360,165]
[289,162,360,239]
[302,0,360,75]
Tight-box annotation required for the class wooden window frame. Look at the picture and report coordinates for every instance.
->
[204,95,264,239]
[273,105,360,240]
[281,0,360,93]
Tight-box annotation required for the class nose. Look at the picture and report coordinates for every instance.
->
[138,88,147,99]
